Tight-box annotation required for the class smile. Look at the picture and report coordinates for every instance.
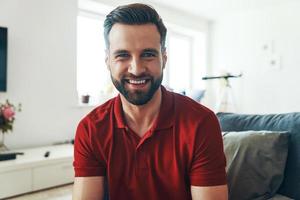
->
[125,79,150,85]
[129,79,146,84]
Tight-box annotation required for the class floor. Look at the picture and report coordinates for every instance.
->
[7,184,73,200]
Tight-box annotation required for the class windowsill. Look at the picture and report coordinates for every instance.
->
[75,93,117,108]
[77,102,98,107]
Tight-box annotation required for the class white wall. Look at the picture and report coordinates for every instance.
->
[0,0,94,149]
[211,1,300,114]
[87,0,210,31]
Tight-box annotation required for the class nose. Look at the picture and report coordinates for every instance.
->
[128,57,145,76]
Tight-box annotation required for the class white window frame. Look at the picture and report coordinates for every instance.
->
[164,23,207,93]
[164,30,194,91]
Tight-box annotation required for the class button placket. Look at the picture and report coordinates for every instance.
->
[134,145,149,180]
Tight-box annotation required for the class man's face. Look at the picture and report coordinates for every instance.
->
[106,23,167,105]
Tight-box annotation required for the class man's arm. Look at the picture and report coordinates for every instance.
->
[189,112,228,199]
[191,185,228,200]
[73,176,105,200]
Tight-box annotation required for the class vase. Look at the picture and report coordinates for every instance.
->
[81,95,90,104]
[0,133,8,152]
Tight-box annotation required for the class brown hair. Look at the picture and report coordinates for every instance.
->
[104,3,167,50]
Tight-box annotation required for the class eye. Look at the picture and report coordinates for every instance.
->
[115,53,130,59]
[142,52,156,58]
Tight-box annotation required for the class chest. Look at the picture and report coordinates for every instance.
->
[98,127,195,200]
[106,128,192,181]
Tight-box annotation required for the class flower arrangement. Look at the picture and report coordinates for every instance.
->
[0,100,21,133]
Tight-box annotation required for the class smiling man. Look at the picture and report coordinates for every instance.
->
[73,3,228,200]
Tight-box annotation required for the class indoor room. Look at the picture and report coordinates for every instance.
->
[0,0,299,199]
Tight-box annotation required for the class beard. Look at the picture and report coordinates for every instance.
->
[111,72,163,106]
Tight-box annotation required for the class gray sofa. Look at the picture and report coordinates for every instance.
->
[217,112,300,200]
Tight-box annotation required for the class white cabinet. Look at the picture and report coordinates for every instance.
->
[0,169,32,199]
[0,144,74,199]
[33,161,73,190]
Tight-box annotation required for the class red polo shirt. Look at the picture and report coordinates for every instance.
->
[73,86,227,200]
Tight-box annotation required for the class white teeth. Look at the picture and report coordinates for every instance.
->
[129,79,146,84]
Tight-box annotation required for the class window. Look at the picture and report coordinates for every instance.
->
[77,12,114,105]
[77,11,207,105]
[166,32,192,91]
[164,25,207,94]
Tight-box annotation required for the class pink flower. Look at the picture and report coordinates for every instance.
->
[2,106,15,121]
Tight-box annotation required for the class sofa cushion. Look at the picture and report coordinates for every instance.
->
[223,130,289,200]
[268,194,294,200]
[217,112,300,199]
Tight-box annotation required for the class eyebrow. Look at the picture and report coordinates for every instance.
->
[113,49,129,56]
[143,48,159,55]
[112,48,160,56]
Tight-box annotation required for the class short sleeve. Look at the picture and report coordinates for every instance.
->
[189,112,227,186]
[73,119,106,177]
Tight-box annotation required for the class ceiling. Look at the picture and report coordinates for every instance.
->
[149,0,297,20]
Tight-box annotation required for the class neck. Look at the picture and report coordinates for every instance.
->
[120,87,162,137]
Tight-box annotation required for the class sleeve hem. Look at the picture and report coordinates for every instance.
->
[74,167,106,177]
[190,169,227,186]
[190,180,227,187]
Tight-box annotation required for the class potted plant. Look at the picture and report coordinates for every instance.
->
[0,100,21,151]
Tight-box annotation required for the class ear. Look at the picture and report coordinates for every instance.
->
[105,49,110,71]
[162,49,167,70]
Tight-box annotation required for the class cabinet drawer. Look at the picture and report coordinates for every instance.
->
[32,161,74,191]
[0,169,32,199]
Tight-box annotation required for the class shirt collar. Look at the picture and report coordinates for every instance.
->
[113,86,174,130]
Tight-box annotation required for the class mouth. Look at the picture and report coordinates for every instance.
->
[124,78,151,89]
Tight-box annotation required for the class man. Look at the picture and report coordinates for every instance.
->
[73,3,228,200]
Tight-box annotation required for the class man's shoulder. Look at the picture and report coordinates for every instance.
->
[80,96,116,126]
[172,92,214,119]
[170,92,220,144]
